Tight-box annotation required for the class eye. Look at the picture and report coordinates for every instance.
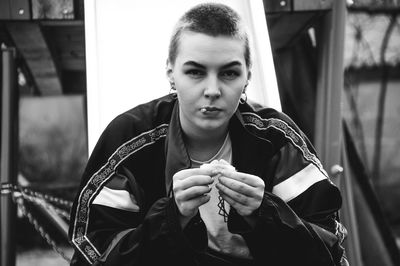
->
[185,69,205,79]
[220,70,240,80]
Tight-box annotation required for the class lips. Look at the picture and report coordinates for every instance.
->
[200,106,222,113]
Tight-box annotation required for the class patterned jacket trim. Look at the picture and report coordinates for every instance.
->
[241,112,329,178]
[71,124,168,264]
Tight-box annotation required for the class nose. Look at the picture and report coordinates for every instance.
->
[204,76,221,100]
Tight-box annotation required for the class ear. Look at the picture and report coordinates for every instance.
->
[166,60,174,84]
[243,71,251,92]
[247,71,252,82]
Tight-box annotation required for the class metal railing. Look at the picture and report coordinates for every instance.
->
[1,182,73,263]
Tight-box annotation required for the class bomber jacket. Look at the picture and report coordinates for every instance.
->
[68,94,348,266]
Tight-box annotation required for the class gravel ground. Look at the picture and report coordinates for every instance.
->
[17,247,74,266]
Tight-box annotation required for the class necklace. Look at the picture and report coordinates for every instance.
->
[190,133,230,164]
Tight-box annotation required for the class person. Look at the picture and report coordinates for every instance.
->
[68,2,349,266]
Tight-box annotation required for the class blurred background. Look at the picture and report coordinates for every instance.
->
[0,0,399,265]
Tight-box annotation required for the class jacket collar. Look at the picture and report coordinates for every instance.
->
[164,102,191,195]
[164,102,273,195]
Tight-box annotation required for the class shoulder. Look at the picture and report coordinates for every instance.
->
[90,95,175,161]
[239,103,330,185]
[239,101,327,175]
[238,101,318,158]
[103,94,175,138]
[239,100,304,140]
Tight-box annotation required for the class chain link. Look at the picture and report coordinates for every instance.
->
[14,189,71,221]
[13,195,72,263]
[2,182,73,263]
[1,182,73,208]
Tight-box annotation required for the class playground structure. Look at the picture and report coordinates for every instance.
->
[1,0,400,265]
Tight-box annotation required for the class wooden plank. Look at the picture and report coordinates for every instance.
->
[264,0,291,13]
[0,0,11,19]
[294,0,333,11]
[0,24,12,47]
[62,70,86,94]
[42,23,85,71]
[267,11,323,50]
[9,0,31,20]
[31,0,74,19]
[264,0,333,13]
[7,22,63,95]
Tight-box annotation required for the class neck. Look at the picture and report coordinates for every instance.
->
[183,127,229,162]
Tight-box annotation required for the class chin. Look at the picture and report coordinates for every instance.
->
[197,120,227,132]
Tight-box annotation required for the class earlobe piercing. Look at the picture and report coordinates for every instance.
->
[169,81,176,92]
[239,91,247,104]
[169,82,177,98]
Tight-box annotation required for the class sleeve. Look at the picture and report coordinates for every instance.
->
[229,136,349,266]
[68,116,207,266]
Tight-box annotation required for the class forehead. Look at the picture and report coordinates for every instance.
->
[175,31,246,66]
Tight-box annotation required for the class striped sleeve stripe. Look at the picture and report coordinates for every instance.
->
[92,186,140,212]
[242,112,328,178]
[71,124,168,264]
[272,164,326,202]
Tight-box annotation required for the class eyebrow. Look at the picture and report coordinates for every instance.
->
[182,60,243,69]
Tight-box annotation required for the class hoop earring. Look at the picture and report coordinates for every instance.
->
[169,83,177,98]
[239,91,247,104]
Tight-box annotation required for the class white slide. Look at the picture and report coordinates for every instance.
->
[84,0,280,154]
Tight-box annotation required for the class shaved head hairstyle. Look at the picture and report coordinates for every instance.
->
[168,3,252,68]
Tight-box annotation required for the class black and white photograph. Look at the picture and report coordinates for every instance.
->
[0,0,399,265]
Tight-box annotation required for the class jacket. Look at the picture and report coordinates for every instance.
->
[68,94,348,266]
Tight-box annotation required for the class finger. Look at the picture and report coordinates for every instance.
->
[219,191,261,216]
[218,190,251,215]
[178,175,214,190]
[179,194,210,216]
[184,194,211,207]
[219,170,262,187]
[218,176,254,197]
[215,182,249,205]
[178,185,211,201]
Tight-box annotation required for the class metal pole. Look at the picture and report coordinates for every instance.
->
[1,47,18,266]
[313,1,363,265]
[314,0,346,182]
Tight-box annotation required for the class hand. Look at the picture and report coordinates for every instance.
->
[173,168,215,227]
[216,168,265,217]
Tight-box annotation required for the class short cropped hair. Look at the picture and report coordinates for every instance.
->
[168,3,251,68]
